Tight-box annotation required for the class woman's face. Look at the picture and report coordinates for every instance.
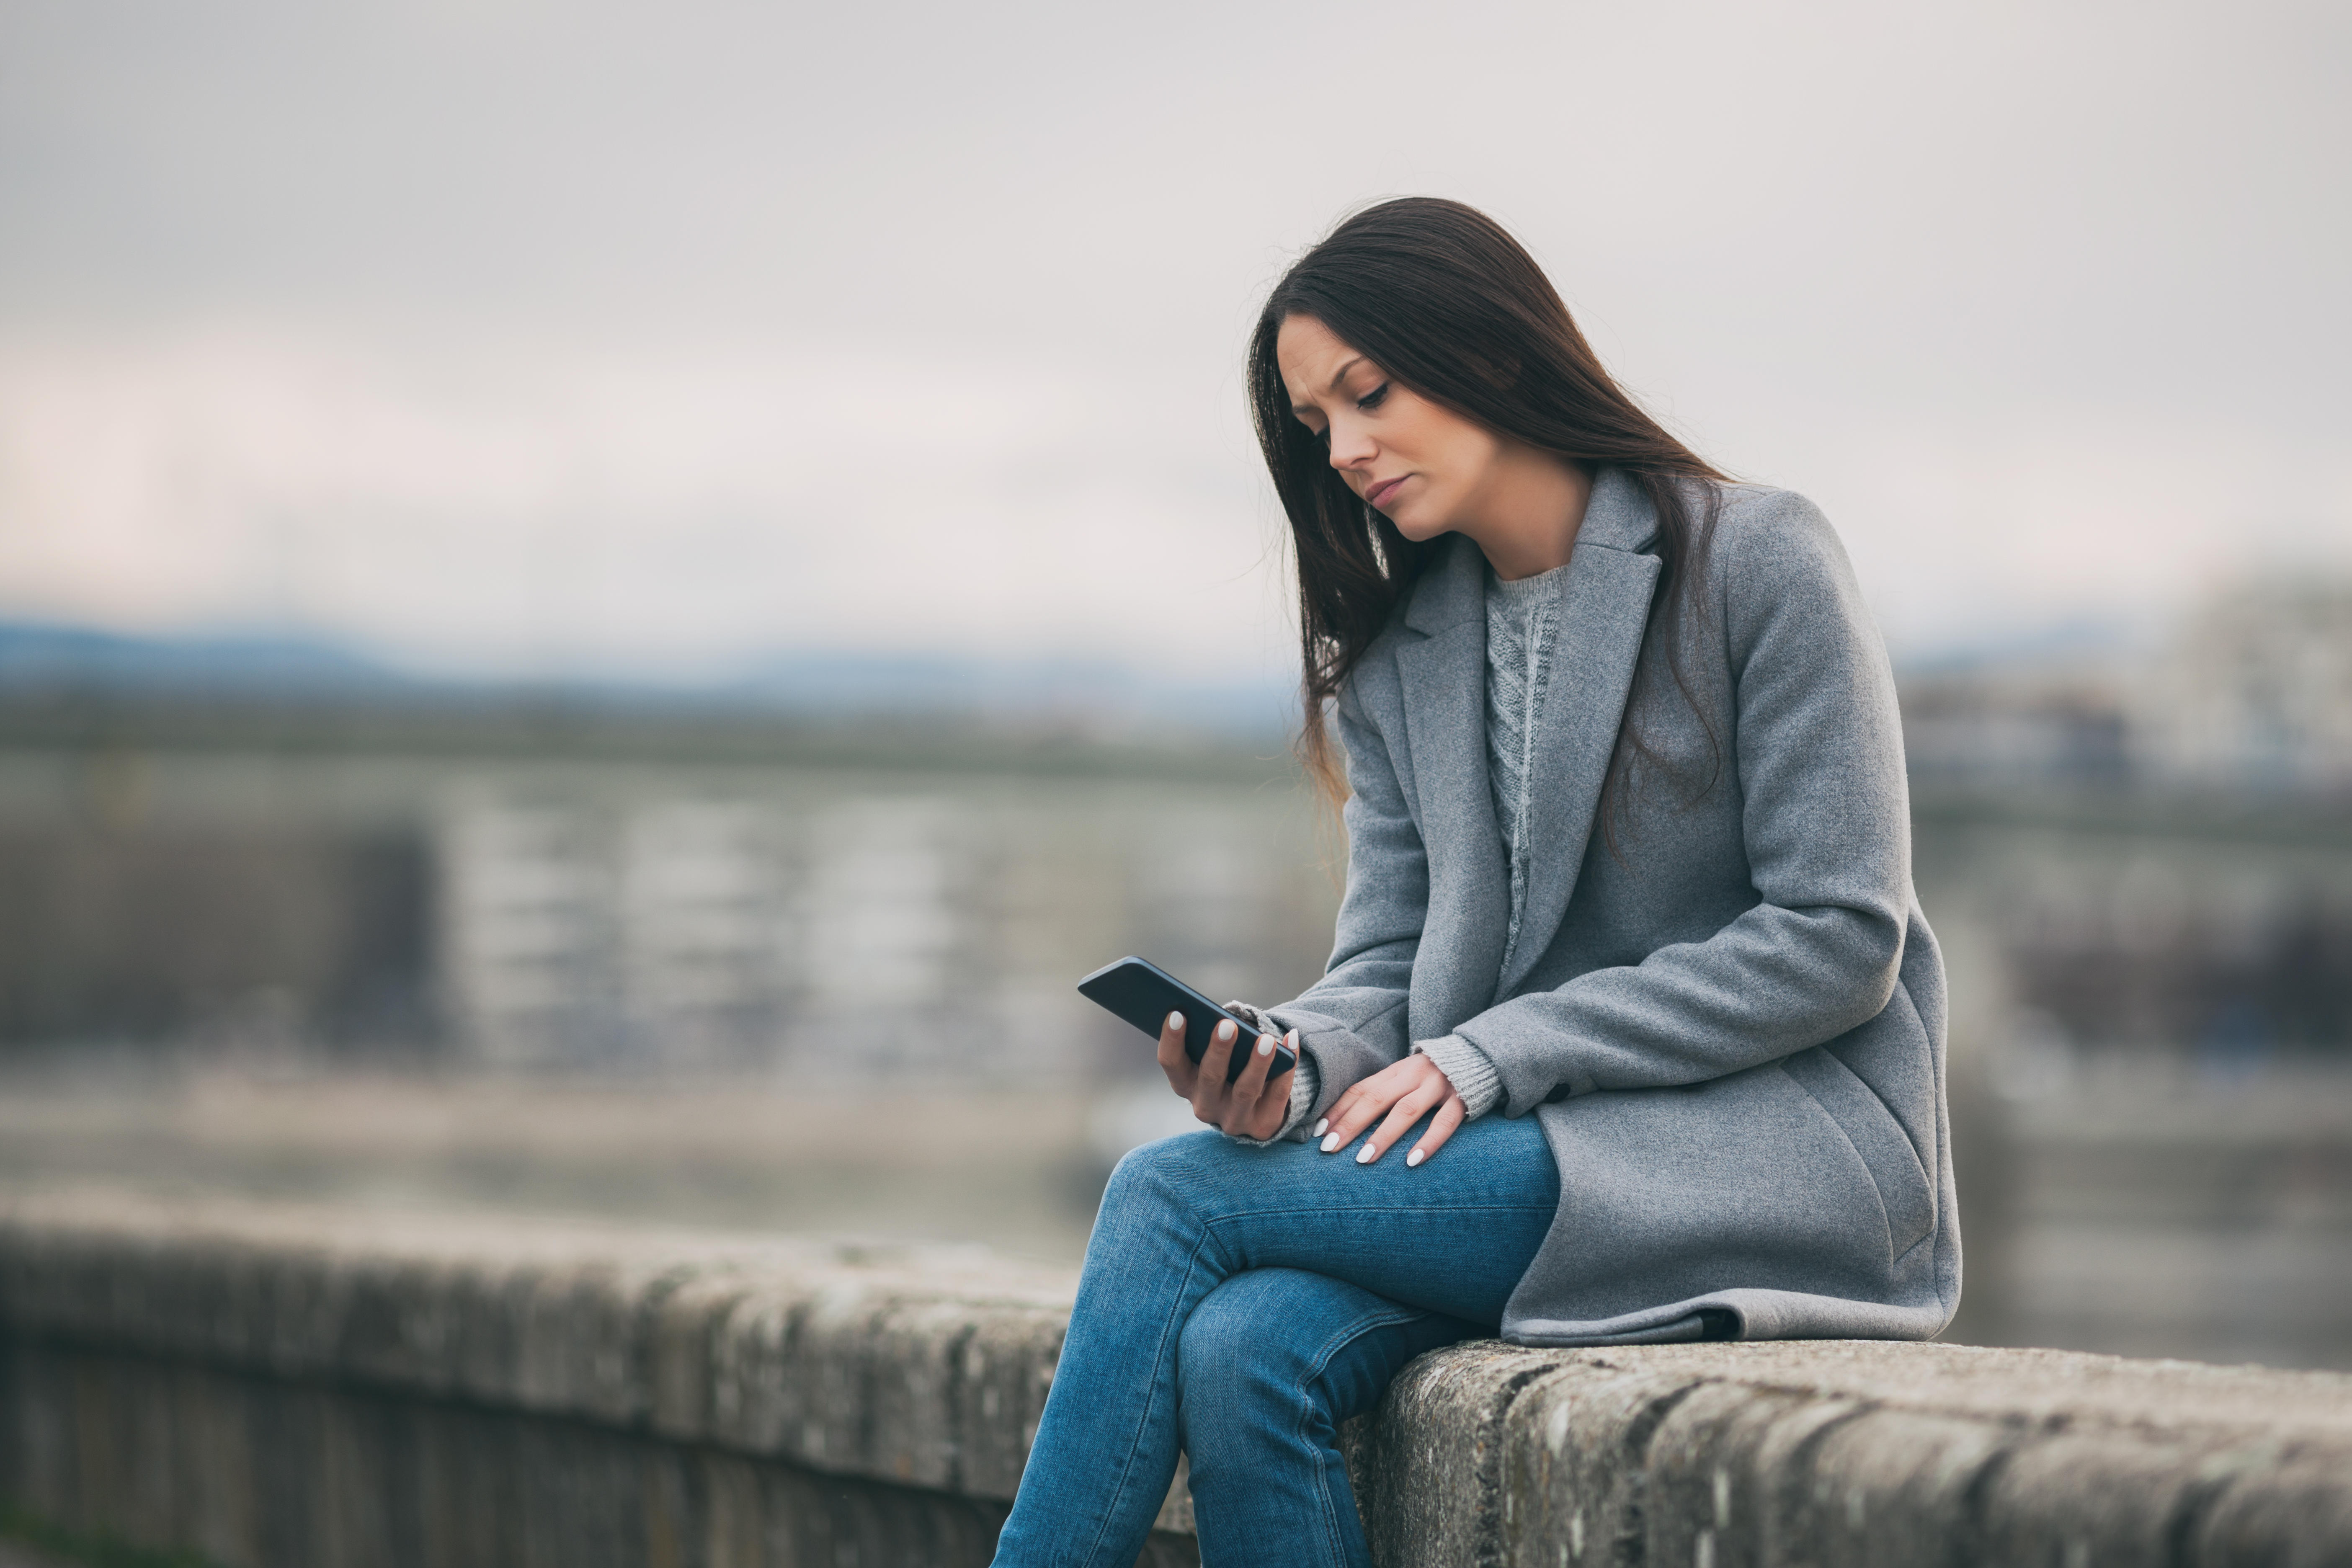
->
[1274,313,1508,542]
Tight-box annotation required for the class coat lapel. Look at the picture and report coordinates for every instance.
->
[1394,536,1510,1041]
[1493,469,1664,1001]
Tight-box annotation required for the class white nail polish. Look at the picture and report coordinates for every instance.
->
[1357,1143,1377,1164]
[1216,1019,1235,1042]
[1287,1028,1299,1046]
[1313,1118,1328,1138]
[1167,1011,1184,1032]
[1407,1149,1425,1168]
[1257,1035,1274,1057]
[1321,1132,1341,1153]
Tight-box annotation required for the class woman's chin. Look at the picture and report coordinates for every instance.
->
[1384,508,1450,542]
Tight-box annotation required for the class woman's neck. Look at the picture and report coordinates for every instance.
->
[1455,449,1593,582]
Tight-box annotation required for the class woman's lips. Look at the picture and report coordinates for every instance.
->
[1365,475,1408,510]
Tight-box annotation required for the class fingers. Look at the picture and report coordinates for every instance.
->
[1315,1081,1380,1152]
[1315,1057,1418,1153]
[1407,1096,1467,1167]
[1218,1022,1282,1135]
[1245,1052,1297,1140]
[1315,1071,1373,1147]
[1234,1026,1300,1142]
[1157,1011,1197,1096]
[1315,1056,1470,1167]
[1357,1082,1447,1166]
[1190,1016,1242,1122]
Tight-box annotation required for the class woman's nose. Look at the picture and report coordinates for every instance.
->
[1326,420,1375,469]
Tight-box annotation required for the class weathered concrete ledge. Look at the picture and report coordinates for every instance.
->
[2,1190,2348,1567]
[1346,1339,2352,1566]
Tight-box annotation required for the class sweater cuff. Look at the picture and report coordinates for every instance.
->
[1220,1004,1320,1146]
[1275,1051,1321,1140]
[1413,1034,1504,1119]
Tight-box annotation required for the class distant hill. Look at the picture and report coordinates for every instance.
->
[1890,616,2148,680]
[0,621,1294,741]
[723,648,1292,738]
[0,622,414,696]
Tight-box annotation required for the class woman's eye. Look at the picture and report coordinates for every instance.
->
[1356,382,1390,412]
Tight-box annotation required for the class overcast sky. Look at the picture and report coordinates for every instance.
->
[1,0,2345,683]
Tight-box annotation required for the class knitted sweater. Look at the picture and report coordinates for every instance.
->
[1235,558,1563,1141]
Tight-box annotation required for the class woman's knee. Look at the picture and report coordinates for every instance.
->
[1104,1132,1186,1204]
[1099,1129,1233,1222]
[1176,1270,1300,1413]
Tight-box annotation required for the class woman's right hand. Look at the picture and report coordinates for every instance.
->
[1158,1011,1296,1142]
[1313,1052,1465,1167]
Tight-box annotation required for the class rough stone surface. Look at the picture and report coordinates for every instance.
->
[4,1190,2349,1567]
[1376,1338,2352,1568]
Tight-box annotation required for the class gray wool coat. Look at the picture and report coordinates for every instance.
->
[1265,467,1959,1346]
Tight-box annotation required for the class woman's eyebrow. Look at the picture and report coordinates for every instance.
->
[1289,356,1369,418]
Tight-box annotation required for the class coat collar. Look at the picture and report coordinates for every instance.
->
[1576,464,1664,554]
[1393,585,1509,1040]
[1389,466,1666,1019]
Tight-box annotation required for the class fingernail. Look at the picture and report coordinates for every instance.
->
[1407,1148,1425,1168]
[1313,1118,1328,1138]
[1167,1011,1184,1032]
[1356,1143,1377,1164]
[1287,1028,1299,1047]
[1215,1019,1235,1042]
[1321,1132,1341,1153]
[1256,1035,1274,1057]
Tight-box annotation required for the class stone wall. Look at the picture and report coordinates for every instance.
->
[2,1189,2348,1567]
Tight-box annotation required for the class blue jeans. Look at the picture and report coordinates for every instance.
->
[991,1114,1559,1568]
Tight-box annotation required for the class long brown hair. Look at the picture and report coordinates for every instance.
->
[1248,197,1728,834]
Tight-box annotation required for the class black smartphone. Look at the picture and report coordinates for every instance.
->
[1076,956,1299,1084]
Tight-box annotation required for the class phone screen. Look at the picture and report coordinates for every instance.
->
[1076,956,1299,1084]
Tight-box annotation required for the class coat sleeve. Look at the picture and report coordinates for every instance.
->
[1453,493,1914,1112]
[1262,673,1427,1122]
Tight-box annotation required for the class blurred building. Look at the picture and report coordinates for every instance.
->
[1898,665,2129,788]
[1893,576,2352,1367]
[431,779,1323,1076]
[2133,580,2352,794]
[0,681,1337,1078]
[1903,577,2352,800]
[1902,575,2352,1068]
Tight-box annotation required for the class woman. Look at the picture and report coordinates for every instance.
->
[992,198,1956,1568]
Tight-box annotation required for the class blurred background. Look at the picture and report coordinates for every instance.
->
[0,0,2347,1369]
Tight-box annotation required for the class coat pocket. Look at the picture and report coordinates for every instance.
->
[1779,1047,1934,1264]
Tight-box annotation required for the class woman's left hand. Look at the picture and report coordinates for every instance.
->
[1156,1011,1297,1142]
[1316,1054,1465,1168]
